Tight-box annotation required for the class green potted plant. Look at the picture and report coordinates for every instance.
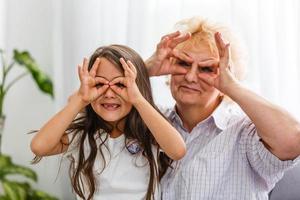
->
[0,49,58,200]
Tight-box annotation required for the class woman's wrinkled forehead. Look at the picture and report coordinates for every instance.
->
[177,42,219,62]
[177,34,219,57]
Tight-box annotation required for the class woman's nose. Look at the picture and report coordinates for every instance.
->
[184,64,198,83]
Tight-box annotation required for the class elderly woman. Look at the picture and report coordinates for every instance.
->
[146,17,300,199]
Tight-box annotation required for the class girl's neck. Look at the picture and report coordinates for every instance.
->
[108,119,125,138]
[109,128,123,138]
[176,99,221,133]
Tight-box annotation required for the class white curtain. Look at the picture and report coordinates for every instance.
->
[53,0,300,118]
[0,0,5,48]
[1,0,300,198]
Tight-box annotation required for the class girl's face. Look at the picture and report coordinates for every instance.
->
[170,44,221,108]
[91,57,133,124]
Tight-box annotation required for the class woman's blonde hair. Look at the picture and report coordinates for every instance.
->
[173,16,247,81]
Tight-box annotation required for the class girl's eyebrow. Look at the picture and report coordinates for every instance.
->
[95,75,124,81]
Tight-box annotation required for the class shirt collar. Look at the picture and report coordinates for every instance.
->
[168,100,237,131]
[168,106,184,128]
[211,100,235,131]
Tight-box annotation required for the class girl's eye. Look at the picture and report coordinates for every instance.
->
[115,82,125,88]
[176,60,190,67]
[199,66,214,73]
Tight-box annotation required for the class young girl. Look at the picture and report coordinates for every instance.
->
[30,45,186,200]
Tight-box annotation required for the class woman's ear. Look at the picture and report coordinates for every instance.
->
[165,75,171,86]
[216,92,224,103]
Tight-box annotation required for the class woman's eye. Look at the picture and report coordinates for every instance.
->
[115,82,125,88]
[176,60,190,67]
[199,66,214,73]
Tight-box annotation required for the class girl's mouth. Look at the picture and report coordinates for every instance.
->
[101,103,121,111]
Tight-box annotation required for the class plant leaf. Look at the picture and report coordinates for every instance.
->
[0,154,12,168]
[2,180,29,200]
[29,190,59,200]
[13,50,54,98]
[0,154,37,181]
[1,165,37,182]
[0,195,10,200]
[0,154,13,179]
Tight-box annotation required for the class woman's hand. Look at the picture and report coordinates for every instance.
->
[146,31,191,76]
[77,57,109,107]
[110,58,144,105]
[198,32,240,94]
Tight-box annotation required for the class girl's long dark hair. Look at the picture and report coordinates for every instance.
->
[37,45,171,200]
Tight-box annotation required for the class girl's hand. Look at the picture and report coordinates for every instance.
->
[77,57,109,106]
[110,58,144,105]
[147,31,191,76]
[198,32,240,94]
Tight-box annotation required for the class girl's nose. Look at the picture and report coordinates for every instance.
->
[104,87,116,98]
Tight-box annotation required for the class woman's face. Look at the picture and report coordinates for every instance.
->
[170,44,221,108]
[91,57,132,124]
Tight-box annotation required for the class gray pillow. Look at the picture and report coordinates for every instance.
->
[269,163,300,200]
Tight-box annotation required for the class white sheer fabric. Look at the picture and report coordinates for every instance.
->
[50,0,300,119]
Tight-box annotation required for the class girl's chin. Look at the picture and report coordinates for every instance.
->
[101,115,127,124]
[102,117,121,124]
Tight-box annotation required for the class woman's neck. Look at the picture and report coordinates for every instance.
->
[176,99,221,133]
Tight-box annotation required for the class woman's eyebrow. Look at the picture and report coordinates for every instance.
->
[175,58,191,62]
[182,51,193,59]
[197,59,219,67]
[173,57,193,65]
[199,57,218,62]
